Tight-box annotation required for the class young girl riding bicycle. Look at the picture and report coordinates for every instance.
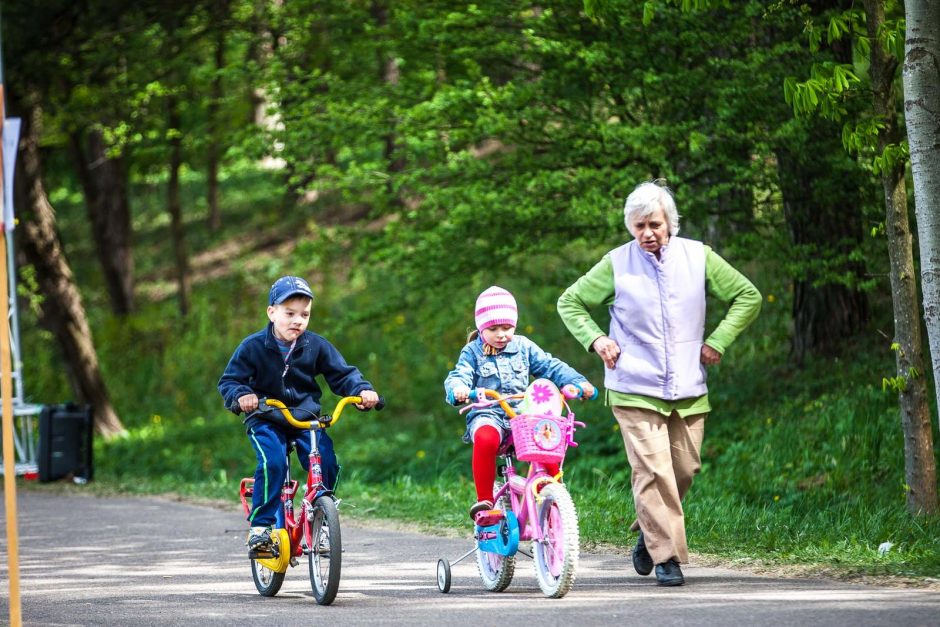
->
[444,286,596,519]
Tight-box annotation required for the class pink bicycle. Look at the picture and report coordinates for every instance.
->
[436,378,591,598]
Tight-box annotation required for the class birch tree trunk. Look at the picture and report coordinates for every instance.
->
[864,0,937,515]
[902,0,940,434]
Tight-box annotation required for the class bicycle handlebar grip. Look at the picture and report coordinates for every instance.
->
[375,396,386,411]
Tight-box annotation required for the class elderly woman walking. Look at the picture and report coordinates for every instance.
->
[557,180,761,586]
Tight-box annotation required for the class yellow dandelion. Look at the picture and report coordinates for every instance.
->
[416,450,426,459]
[767,294,776,303]
[395,313,406,325]
[152,414,162,424]
[773,495,780,502]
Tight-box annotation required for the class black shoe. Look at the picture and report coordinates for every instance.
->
[632,531,653,576]
[655,559,685,586]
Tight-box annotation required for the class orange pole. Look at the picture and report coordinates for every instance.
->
[0,82,23,627]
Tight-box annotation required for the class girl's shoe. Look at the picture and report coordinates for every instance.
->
[469,499,494,520]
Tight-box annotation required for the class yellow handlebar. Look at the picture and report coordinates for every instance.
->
[263,396,363,430]
[478,389,523,419]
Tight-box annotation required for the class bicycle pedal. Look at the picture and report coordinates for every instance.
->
[474,510,505,527]
[248,547,276,560]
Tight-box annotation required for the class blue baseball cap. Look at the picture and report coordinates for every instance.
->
[269,276,314,305]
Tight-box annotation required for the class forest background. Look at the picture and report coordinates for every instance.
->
[3,0,939,580]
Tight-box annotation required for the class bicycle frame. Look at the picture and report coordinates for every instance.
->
[240,396,367,565]
[494,453,562,545]
[463,388,583,549]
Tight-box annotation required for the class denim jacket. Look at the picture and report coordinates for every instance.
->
[444,335,588,440]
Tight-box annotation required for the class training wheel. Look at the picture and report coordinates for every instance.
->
[436,558,452,593]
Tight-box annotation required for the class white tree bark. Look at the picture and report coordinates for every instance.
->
[903,0,940,432]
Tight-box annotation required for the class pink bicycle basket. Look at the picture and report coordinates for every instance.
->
[510,413,568,463]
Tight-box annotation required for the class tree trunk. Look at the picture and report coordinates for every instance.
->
[13,96,124,437]
[902,0,940,434]
[864,0,937,515]
[774,125,870,364]
[372,0,404,209]
[67,128,135,315]
[206,0,228,232]
[167,95,191,316]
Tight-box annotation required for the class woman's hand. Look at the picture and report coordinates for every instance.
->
[357,390,380,409]
[700,344,722,365]
[592,335,621,369]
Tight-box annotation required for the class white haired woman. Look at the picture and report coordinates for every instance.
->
[557,180,761,586]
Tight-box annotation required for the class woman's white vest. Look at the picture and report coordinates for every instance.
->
[604,237,708,400]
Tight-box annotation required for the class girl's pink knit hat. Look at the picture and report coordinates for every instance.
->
[475,286,518,332]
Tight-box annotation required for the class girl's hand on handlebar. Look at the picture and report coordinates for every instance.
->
[451,385,471,404]
[356,390,380,410]
[238,393,260,413]
[579,381,597,400]
[562,381,597,400]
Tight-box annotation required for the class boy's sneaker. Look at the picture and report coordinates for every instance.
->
[469,499,494,521]
[247,526,272,551]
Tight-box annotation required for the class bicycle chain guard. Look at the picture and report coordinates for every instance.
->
[253,528,292,573]
[476,510,520,556]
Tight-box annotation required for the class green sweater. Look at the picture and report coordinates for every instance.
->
[557,245,761,417]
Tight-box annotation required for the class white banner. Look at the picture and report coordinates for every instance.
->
[3,117,22,231]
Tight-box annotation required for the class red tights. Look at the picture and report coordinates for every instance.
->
[472,425,560,503]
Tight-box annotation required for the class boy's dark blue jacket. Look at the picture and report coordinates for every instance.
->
[218,323,373,430]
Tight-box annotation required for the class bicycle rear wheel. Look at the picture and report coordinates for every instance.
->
[476,486,515,592]
[251,559,285,596]
[308,496,342,605]
[532,482,579,598]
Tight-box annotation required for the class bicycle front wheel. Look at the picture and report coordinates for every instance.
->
[532,482,579,598]
[308,496,342,605]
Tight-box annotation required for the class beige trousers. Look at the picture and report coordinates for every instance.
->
[612,405,706,565]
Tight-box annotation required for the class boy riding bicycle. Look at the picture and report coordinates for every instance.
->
[218,275,379,554]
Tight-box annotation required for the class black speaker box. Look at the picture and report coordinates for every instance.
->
[38,403,94,482]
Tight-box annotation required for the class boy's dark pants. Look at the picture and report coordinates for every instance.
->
[246,422,339,527]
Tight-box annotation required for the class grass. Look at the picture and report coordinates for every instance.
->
[16,162,940,584]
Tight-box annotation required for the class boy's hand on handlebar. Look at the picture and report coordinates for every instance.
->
[238,393,260,413]
[356,390,380,410]
[451,385,471,404]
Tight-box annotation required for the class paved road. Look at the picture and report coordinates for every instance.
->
[1,491,938,626]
